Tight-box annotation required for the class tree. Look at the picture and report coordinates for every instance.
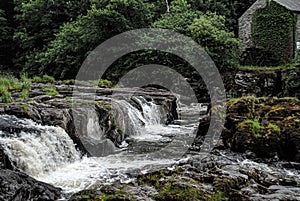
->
[0,9,13,69]
[35,0,153,79]
[153,0,240,74]
[13,0,91,73]
[189,13,240,72]
[189,0,257,34]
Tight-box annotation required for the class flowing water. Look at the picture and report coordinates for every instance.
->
[1,96,300,200]
[0,96,201,196]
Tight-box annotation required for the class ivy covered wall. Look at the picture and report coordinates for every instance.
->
[251,1,296,66]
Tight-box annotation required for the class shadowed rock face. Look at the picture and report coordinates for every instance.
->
[0,169,61,201]
[231,67,300,98]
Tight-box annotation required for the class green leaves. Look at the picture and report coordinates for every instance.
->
[35,0,159,79]
[189,13,240,72]
[153,2,240,74]
[13,0,91,73]
[5,0,246,82]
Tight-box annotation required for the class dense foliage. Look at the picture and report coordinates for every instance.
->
[0,0,257,80]
[13,0,91,74]
[190,0,257,33]
[0,9,13,70]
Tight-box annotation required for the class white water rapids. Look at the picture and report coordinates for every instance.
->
[0,97,201,195]
[1,97,300,201]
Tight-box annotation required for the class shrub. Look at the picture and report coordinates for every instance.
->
[42,75,55,83]
[98,79,112,88]
[1,91,12,103]
[44,87,59,96]
[32,76,43,83]
[0,77,22,92]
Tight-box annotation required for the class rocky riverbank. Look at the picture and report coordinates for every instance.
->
[69,149,300,201]
[231,66,300,97]
[0,82,300,201]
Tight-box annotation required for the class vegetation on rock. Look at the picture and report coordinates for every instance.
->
[223,96,300,160]
[252,1,296,66]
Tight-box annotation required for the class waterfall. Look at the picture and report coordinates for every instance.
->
[86,109,104,141]
[0,115,81,177]
[131,96,162,125]
[0,96,178,193]
[111,96,162,136]
[0,97,164,178]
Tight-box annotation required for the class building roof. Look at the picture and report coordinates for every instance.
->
[273,0,300,12]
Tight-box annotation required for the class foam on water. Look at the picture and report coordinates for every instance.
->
[0,115,81,177]
[0,99,201,195]
[37,153,177,193]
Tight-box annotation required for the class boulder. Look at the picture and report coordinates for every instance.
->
[0,169,61,201]
[222,97,300,161]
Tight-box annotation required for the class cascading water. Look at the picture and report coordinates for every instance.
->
[2,95,298,201]
[131,96,162,125]
[0,96,199,195]
[111,96,162,137]
[0,115,81,177]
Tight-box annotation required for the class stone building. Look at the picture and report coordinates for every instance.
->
[239,0,300,51]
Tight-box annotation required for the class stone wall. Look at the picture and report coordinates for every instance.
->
[239,0,267,50]
[230,68,300,98]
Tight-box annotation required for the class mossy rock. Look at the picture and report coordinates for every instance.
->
[223,96,300,161]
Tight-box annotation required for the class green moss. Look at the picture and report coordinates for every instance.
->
[227,98,238,105]
[211,191,229,201]
[65,79,75,85]
[95,190,135,201]
[138,170,167,186]
[98,79,112,88]
[267,123,281,135]
[111,122,117,130]
[152,181,201,201]
[238,118,264,137]
[96,101,111,110]
[117,128,123,135]
[90,79,114,88]
[238,118,281,138]
[65,97,73,103]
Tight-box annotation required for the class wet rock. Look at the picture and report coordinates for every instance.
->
[0,169,61,201]
[67,148,300,201]
[0,145,14,170]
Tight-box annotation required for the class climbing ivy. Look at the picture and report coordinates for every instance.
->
[251,1,296,66]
